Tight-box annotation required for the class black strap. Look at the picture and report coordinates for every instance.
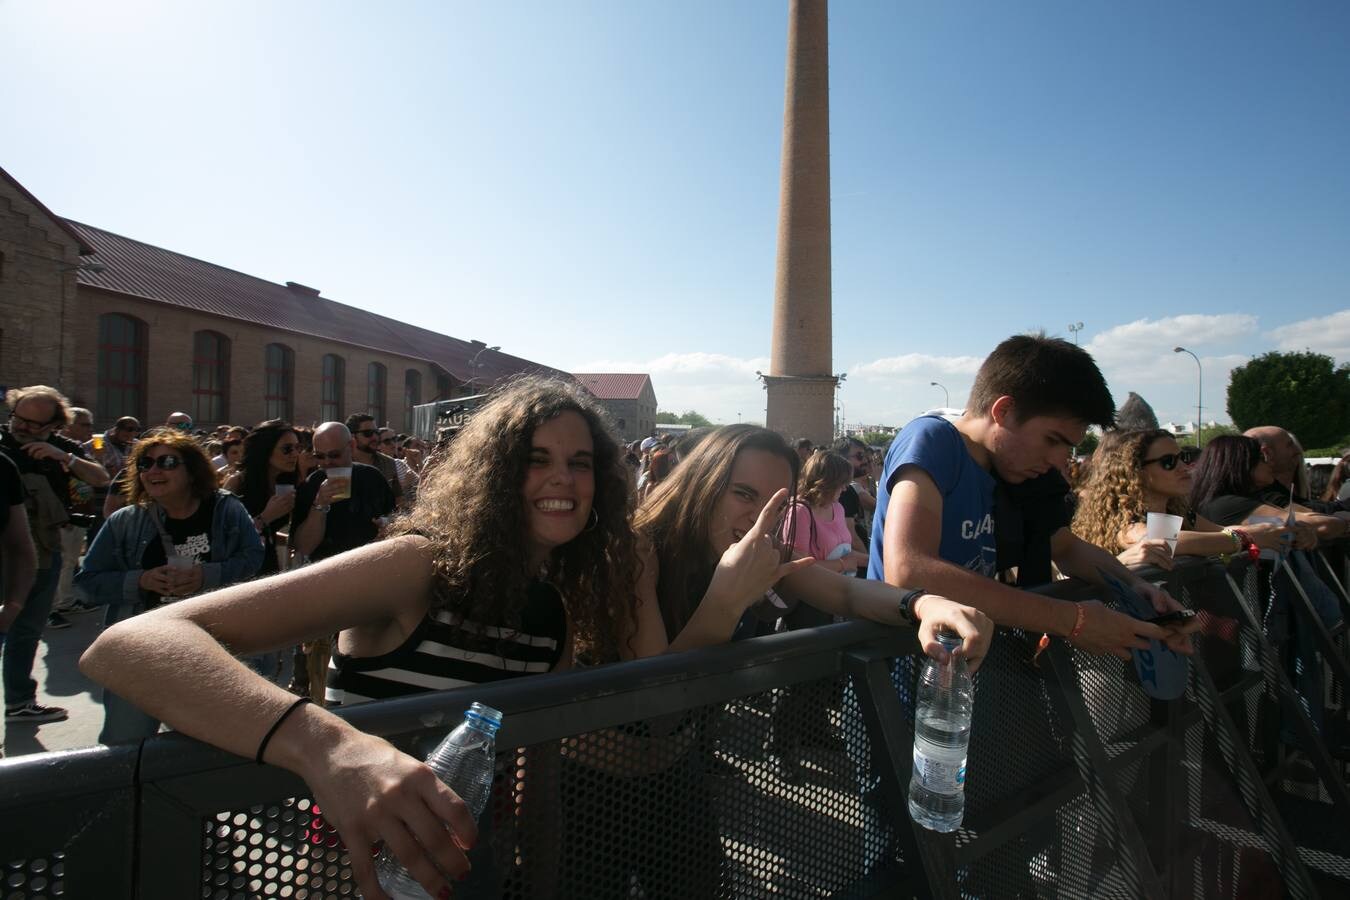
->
[256,697,312,765]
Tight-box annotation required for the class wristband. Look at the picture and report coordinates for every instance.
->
[256,697,312,765]
[897,588,926,624]
[312,503,331,514]
[1068,603,1087,640]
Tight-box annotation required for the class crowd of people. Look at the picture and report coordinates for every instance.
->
[0,332,1347,898]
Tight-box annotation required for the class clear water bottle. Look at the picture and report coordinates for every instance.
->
[907,630,973,832]
[375,702,503,899]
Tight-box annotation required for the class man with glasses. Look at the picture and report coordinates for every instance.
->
[1245,426,1350,523]
[345,413,404,509]
[49,408,100,628]
[0,386,110,724]
[378,427,419,500]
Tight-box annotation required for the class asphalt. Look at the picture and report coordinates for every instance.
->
[2,605,106,757]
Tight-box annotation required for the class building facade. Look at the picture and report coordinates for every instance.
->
[1,166,567,430]
[572,373,658,443]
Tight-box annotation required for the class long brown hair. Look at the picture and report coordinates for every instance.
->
[635,425,799,641]
[798,451,852,508]
[390,376,637,661]
[122,429,220,506]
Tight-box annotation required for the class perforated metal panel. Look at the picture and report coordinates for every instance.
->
[0,855,65,899]
[201,799,354,899]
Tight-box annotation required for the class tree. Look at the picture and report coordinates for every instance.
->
[655,409,714,427]
[1227,351,1350,449]
[861,430,896,448]
[1116,392,1159,431]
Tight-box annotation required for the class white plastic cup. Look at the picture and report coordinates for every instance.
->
[167,554,194,572]
[328,466,353,500]
[1145,512,1184,556]
[274,484,295,497]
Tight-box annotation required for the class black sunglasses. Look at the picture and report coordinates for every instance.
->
[137,454,183,471]
[1142,453,1189,472]
[354,429,378,438]
[313,449,347,462]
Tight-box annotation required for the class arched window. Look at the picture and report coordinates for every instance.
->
[191,331,230,426]
[321,354,345,422]
[264,343,294,421]
[403,369,422,432]
[367,362,387,425]
[96,313,147,422]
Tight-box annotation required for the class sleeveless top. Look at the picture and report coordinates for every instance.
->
[325,579,567,707]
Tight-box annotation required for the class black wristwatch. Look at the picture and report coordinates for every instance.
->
[898,588,927,624]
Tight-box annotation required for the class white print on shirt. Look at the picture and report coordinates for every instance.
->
[960,514,994,541]
[963,546,998,578]
[174,533,211,562]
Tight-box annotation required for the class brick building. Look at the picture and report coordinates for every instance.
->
[1,166,566,430]
[572,373,658,443]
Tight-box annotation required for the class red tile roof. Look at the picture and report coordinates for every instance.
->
[572,373,653,401]
[65,220,569,386]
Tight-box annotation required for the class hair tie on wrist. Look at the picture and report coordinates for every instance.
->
[256,697,312,765]
[1068,603,1087,640]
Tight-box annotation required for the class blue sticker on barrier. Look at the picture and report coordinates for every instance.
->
[1098,570,1188,701]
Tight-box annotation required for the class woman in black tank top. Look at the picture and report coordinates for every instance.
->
[82,376,640,900]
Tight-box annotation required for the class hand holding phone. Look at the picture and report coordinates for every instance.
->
[1148,609,1196,628]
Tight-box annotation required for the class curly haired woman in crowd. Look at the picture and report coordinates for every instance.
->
[82,376,640,900]
[1073,429,1291,564]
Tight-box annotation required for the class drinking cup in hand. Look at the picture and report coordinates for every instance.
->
[328,467,352,500]
[1145,512,1183,556]
[274,484,295,498]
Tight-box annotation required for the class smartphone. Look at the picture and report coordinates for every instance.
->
[1148,609,1196,627]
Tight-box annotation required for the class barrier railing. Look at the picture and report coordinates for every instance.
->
[2,549,1348,899]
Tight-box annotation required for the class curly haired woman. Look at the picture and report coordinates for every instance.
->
[81,376,640,900]
[1073,429,1290,565]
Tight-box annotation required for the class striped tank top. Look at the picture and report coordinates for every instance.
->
[325,579,567,707]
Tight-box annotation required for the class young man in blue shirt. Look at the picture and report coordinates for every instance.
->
[870,334,1194,659]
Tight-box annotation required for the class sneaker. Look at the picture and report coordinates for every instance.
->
[67,600,99,615]
[5,701,69,723]
[46,611,72,629]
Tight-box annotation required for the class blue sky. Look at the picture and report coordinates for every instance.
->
[4,1,1347,428]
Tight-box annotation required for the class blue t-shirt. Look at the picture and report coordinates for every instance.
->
[868,415,997,581]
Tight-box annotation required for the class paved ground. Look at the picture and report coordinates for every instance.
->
[2,608,108,757]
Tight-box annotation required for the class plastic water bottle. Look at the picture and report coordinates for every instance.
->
[907,630,973,832]
[375,702,503,899]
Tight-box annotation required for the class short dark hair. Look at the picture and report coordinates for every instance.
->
[345,413,375,432]
[795,438,814,450]
[967,333,1115,428]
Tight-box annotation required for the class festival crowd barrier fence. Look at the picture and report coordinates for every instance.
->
[1,543,1348,899]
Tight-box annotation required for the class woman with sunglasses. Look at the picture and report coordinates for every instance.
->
[1073,429,1292,564]
[222,420,300,577]
[1190,435,1342,544]
[75,429,262,743]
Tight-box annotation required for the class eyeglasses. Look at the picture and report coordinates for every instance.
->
[137,454,183,471]
[9,411,58,430]
[313,449,347,462]
[354,429,378,438]
[1142,453,1189,472]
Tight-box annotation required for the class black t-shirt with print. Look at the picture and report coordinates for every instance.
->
[994,469,1072,588]
[142,494,217,571]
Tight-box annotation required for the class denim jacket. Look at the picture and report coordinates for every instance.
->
[75,490,264,627]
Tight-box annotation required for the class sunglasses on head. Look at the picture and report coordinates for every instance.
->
[1142,453,1189,471]
[137,454,183,471]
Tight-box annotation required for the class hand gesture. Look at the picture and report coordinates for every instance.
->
[707,488,815,613]
[1117,538,1173,571]
[138,566,175,596]
[300,729,477,900]
[21,442,68,465]
[262,491,296,523]
[911,594,992,674]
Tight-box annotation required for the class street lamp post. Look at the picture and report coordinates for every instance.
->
[1174,346,1202,447]
[1068,322,1084,345]
[466,344,501,393]
[929,381,949,408]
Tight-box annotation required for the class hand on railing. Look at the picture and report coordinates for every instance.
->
[1069,601,1178,661]
[911,594,992,674]
[298,729,476,900]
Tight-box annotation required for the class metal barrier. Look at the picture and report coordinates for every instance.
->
[2,552,1349,899]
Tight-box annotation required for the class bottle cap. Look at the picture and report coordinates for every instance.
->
[465,702,503,733]
[935,627,962,648]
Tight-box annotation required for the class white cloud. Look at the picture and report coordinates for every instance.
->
[572,351,770,423]
[575,351,768,380]
[1085,314,1258,369]
[849,353,983,380]
[1270,310,1350,360]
